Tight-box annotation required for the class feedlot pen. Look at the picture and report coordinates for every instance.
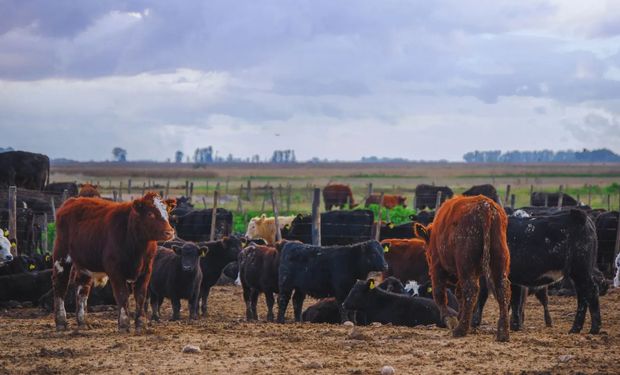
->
[0,285,619,374]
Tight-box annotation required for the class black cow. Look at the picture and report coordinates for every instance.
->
[0,254,50,276]
[414,184,453,210]
[530,192,579,207]
[0,208,36,255]
[171,208,233,242]
[38,283,116,313]
[0,151,50,190]
[170,196,194,217]
[199,236,243,316]
[277,240,387,323]
[473,209,601,334]
[343,279,451,327]
[149,243,204,321]
[462,184,500,203]
[407,280,459,312]
[595,211,618,277]
[409,211,435,225]
[44,182,79,197]
[0,270,52,305]
[301,277,406,324]
[282,210,374,246]
[239,243,280,321]
[374,222,414,241]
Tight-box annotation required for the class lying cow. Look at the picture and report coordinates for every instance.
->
[343,279,450,327]
[277,240,387,323]
[473,209,602,334]
[149,243,205,321]
[0,269,52,306]
[39,283,115,313]
[245,214,295,245]
[365,194,407,209]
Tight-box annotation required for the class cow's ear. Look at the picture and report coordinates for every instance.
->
[240,237,248,247]
[165,199,177,212]
[283,223,290,230]
[133,199,145,212]
[199,247,209,257]
[383,243,390,253]
[28,263,36,271]
[413,223,430,243]
[368,279,376,290]
[171,245,181,253]
[296,213,304,220]
[387,222,395,229]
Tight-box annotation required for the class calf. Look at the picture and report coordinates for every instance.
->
[277,240,387,323]
[381,239,429,285]
[408,280,459,312]
[595,211,618,277]
[343,279,450,327]
[462,184,500,203]
[245,214,295,245]
[239,243,280,321]
[530,192,578,207]
[0,232,13,265]
[199,236,243,316]
[414,195,511,342]
[52,192,176,332]
[375,222,414,240]
[149,244,204,321]
[414,184,453,210]
[283,210,374,246]
[0,270,52,305]
[409,211,435,226]
[171,208,233,242]
[365,194,407,209]
[473,209,602,334]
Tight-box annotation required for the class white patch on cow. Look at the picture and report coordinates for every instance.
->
[405,280,420,296]
[0,234,12,264]
[55,297,66,318]
[614,253,620,288]
[235,272,241,286]
[537,270,564,283]
[82,269,109,287]
[513,210,530,218]
[54,261,64,273]
[66,255,72,263]
[526,224,535,233]
[153,197,169,221]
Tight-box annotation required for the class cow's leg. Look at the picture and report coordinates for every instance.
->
[74,271,93,329]
[431,268,455,328]
[472,278,488,328]
[52,256,71,331]
[171,297,181,321]
[534,287,552,327]
[242,285,254,321]
[189,291,200,320]
[110,278,130,333]
[292,289,305,322]
[250,289,260,320]
[200,287,211,317]
[133,270,152,333]
[509,285,525,331]
[150,292,160,322]
[265,292,275,322]
[452,278,478,338]
[277,289,292,323]
[492,271,511,342]
[570,274,601,334]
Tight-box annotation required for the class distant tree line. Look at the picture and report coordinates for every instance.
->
[463,148,620,163]
[171,146,296,164]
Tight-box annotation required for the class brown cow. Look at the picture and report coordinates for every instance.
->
[78,183,101,198]
[381,239,429,284]
[414,195,511,342]
[52,192,176,332]
[323,184,357,211]
[365,194,407,209]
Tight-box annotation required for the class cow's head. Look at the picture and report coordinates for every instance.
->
[172,243,204,272]
[413,222,432,244]
[399,196,407,208]
[363,240,388,273]
[0,232,13,265]
[78,183,101,198]
[343,279,375,311]
[131,192,176,241]
[221,236,243,263]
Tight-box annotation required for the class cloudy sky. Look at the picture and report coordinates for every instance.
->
[1,0,620,162]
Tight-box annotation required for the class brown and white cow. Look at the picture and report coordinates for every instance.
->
[380,238,429,284]
[52,192,176,332]
[365,194,407,209]
[414,195,511,342]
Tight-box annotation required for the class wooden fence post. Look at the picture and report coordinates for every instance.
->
[8,186,17,255]
[165,180,170,199]
[127,179,132,195]
[504,184,511,207]
[185,180,189,198]
[202,196,207,209]
[588,184,592,206]
[118,181,123,201]
[237,185,243,213]
[435,190,443,210]
[210,191,219,241]
[271,188,282,242]
[286,184,292,213]
[142,182,146,195]
[557,192,564,209]
[367,183,373,199]
[510,194,516,209]
[50,197,56,220]
[113,190,118,202]
[190,182,194,198]
[374,193,385,241]
[312,188,321,246]
[247,180,252,201]
[41,213,48,253]
[61,189,69,204]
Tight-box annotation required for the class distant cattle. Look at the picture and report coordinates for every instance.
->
[374,222,414,241]
[0,270,52,306]
[78,183,101,198]
[44,182,79,198]
[239,243,280,321]
[0,232,13,265]
[0,151,50,190]
[530,192,578,207]
[595,211,618,277]
[414,184,453,210]
[415,195,511,342]
[198,237,243,316]
[282,210,374,246]
[462,184,500,203]
[365,194,407,209]
[323,184,357,211]
[245,214,296,245]
[277,240,387,323]
[343,279,450,327]
[171,208,233,242]
[170,196,194,217]
[473,209,602,334]
[52,192,176,332]
[409,211,435,225]
[381,239,429,285]
[149,243,205,321]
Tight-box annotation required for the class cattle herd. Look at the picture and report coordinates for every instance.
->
[0,153,618,349]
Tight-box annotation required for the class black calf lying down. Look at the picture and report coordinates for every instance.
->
[406,280,459,312]
[343,279,453,327]
[0,270,52,306]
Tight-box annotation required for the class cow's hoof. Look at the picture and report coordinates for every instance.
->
[445,316,458,330]
[118,325,130,333]
[589,327,601,335]
[568,327,582,334]
[510,323,521,331]
[452,328,467,338]
[55,322,68,332]
[496,332,510,342]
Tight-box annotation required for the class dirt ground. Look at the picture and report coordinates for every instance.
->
[0,285,618,375]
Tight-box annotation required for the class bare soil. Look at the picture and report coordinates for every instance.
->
[0,285,618,375]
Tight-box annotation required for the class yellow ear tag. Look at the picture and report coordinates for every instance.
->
[369,280,375,290]
[3,230,8,237]
[388,223,395,229]
[427,287,432,293]
[383,245,389,253]
[45,255,51,262]
[29,264,36,271]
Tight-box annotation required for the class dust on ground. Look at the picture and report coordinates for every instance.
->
[0,285,618,374]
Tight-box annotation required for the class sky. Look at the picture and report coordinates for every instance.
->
[1,0,620,162]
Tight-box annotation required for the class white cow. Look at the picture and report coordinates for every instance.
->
[0,231,14,265]
[245,214,295,245]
